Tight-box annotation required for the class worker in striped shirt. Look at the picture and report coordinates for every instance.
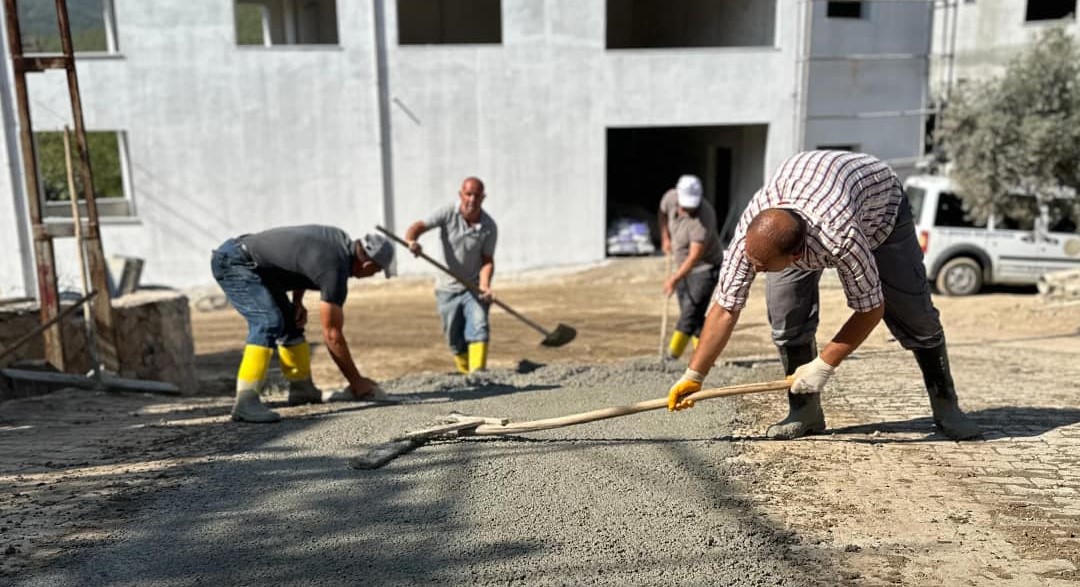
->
[665,150,981,441]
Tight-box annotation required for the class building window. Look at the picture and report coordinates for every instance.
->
[606,0,776,49]
[1025,0,1077,21]
[35,131,133,218]
[816,144,858,152]
[17,0,117,54]
[234,0,339,46]
[826,1,863,19]
[397,0,502,45]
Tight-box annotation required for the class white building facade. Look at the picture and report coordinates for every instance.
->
[0,0,934,297]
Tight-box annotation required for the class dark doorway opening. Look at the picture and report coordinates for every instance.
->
[605,125,767,256]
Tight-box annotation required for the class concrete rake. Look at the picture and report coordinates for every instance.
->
[348,378,791,469]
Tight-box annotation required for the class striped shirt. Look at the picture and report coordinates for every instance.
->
[714,151,904,312]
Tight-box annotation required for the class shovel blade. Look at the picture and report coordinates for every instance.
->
[541,324,577,347]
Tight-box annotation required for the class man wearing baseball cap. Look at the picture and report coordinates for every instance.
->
[657,175,724,360]
[210,225,396,423]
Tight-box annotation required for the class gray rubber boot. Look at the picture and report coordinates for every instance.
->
[231,389,282,423]
[287,379,323,406]
[913,343,981,440]
[766,344,827,440]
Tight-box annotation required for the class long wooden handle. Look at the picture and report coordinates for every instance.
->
[467,379,790,436]
[376,225,553,337]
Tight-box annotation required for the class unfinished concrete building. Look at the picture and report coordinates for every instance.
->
[932,0,1079,97]
[0,0,934,297]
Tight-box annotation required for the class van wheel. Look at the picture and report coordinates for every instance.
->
[936,257,983,296]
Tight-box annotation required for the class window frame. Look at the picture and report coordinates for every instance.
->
[20,0,120,56]
[36,130,136,220]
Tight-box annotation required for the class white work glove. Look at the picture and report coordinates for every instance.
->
[789,357,835,395]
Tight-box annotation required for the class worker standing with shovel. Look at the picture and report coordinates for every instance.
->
[658,175,723,360]
[404,177,498,374]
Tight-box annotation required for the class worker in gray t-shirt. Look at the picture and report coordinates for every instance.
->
[658,175,724,360]
[404,176,498,374]
[210,225,395,423]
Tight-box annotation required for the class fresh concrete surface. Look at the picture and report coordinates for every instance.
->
[14,360,835,586]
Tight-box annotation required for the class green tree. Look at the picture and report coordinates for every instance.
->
[35,131,123,202]
[937,26,1080,225]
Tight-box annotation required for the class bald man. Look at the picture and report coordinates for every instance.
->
[404,177,498,373]
[665,151,980,441]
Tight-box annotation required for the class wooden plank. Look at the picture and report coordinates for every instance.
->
[0,368,179,395]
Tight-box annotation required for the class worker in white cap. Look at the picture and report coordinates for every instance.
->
[210,225,396,423]
[657,175,724,360]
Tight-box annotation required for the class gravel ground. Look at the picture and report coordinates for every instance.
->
[15,359,838,587]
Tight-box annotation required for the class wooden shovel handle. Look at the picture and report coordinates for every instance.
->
[467,379,791,436]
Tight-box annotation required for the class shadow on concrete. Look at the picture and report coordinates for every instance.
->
[793,405,1080,443]
[13,407,848,587]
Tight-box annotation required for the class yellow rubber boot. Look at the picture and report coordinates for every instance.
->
[453,353,469,374]
[468,341,488,373]
[691,336,700,350]
[280,342,321,405]
[232,345,280,423]
[667,331,690,359]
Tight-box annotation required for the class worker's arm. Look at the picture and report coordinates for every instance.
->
[822,304,884,366]
[403,220,429,256]
[663,241,704,297]
[668,303,741,410]
[320,301,377,396]
[789,304,884,395]
[292,290,307,329]
[478,253,495,302]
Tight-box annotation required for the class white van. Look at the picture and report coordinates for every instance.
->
[904,175,1080,295]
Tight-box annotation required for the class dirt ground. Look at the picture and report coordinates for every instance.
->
[3,256,1080,583]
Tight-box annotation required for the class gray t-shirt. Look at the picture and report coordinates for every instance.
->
[239,224,354,306]
[424,204,498,293]
[660,189,724,271]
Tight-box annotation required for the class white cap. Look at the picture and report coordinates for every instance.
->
[676,175,703,208]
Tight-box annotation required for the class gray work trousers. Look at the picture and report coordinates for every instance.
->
[675,266,720,337]
[765,196,944,351]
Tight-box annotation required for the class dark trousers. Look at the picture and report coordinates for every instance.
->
[765,197,944,350]
[210,238,304,348]
[676,267,720,337]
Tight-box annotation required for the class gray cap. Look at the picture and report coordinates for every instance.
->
[359,233,394,278]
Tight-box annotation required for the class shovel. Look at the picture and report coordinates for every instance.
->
[376,226,576,347]
[349,378,791,469]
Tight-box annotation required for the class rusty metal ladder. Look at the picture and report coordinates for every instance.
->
[2,0,118,373]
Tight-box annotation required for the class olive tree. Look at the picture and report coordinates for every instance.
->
[936,26,1080,226]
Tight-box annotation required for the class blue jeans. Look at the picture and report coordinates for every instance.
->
[435,288,490,355]
[211,238,304,348]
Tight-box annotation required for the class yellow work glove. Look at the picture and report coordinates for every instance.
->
[667,368,704,411]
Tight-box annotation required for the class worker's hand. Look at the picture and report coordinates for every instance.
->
[663,276,678,298]
[788,357,835,395]
[406,239,423,257]
[478,287,494,303]
[346,376,379,399]
[667,368,704,411]
[294,304,308,329]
